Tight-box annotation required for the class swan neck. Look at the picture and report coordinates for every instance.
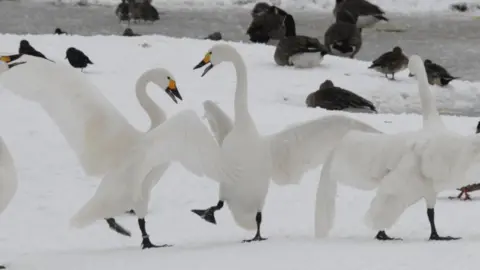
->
[416,64,443,129]
[227,51,252,127]
[136,72,166,131]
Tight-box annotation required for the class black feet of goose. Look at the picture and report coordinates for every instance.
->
[191,201,224,225]
[105,218,131,237]
[375,230,401,241]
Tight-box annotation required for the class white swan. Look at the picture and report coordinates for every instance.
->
[0,54,191,248]
[146,43,381,242]
[314,55,465,241]
[0,60,18,270]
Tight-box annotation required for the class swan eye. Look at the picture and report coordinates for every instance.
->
[167,76,171,80]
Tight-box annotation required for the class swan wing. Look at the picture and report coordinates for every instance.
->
[0,137,17,214]
[0,55,138,176]
[203,100,234,146]
[267,115,382,185]
[122,110,237,199]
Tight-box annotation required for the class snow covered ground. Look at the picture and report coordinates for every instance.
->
[0,34,480,270]
[21,0,480,14]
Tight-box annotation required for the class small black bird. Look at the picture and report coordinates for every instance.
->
[54,28,68,35]
[19,40,48,60]
[65,47,93,71]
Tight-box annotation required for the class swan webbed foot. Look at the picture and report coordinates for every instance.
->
[0,265,5,269]
[242,212,267,243]
[242,234,267,243]
[191,208,217,224]
[429,233,461,241]
[105,218,131,237]
[141,237,172,249]
[191,201,224,225]
[375,230,402,241]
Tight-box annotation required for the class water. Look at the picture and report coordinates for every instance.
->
[0,1,479,81]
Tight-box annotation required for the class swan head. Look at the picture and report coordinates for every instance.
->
[148,68,183,104]
[408,54,423,77]
[0,54,26,74]
[193,44,237,77]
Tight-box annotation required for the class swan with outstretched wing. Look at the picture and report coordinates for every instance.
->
[315,55,466,241]
[164,43,382,242]
[0,54,221,249]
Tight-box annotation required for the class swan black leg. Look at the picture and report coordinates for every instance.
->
[427,208,460,240]
[243,212,267,243]
[105,218,131,237]
[138,218,171,249]
[191,200,224,225]
[0,264,5,269]
[375,230,402,241]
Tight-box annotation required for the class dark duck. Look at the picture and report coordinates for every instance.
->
[369,46,408,80]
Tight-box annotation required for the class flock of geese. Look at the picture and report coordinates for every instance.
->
[0,3,474,269]
[245,1,460,113]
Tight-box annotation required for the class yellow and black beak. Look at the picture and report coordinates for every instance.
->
[165,79,183,104]
[0,54,26,69]
[193,52,214,77]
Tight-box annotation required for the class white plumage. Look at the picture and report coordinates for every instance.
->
[125,43,380,241]
[315,55,467,241]
[0,54,213,248]
[0,60,18,269]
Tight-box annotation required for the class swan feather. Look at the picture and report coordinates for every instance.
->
[267,114,382,185]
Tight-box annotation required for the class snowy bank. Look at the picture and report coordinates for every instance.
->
[19,0,480,14]
[2,33,478,116]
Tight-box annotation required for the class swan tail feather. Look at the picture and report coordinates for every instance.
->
[314,152,338,238]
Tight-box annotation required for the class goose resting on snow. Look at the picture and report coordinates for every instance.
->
[274,12,328,68]
[334,0,388,28]
[315,55,464,241]
[324,10,363,59]
[369,46,408,80]
[306,79,377,113]
[162,43,382,242]
[0,54,201,249]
